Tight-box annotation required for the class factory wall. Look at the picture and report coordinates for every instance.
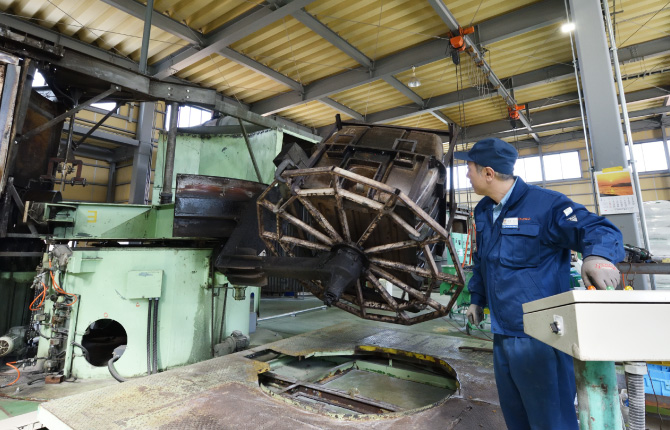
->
[57,103,669,213]
[455,126,670,212]
[56,102,166,204]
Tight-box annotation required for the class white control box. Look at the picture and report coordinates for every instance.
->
[523,290,670,361]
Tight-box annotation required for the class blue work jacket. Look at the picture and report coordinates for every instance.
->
[468,177,624,336]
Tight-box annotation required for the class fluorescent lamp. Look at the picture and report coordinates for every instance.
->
[561,22,575,33]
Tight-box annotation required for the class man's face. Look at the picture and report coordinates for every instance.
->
[466,161,487,195]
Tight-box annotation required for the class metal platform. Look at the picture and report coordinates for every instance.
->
[39,322,503,429]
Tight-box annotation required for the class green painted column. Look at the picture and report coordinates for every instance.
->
[573,359,623,430]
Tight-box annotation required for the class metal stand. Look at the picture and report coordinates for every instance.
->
[573,359,623,430]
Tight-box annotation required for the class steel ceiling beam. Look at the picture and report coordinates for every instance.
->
[618,36,670,64]
[0,14,140,72]
[250,0,566,116]
[219,47,303,92]
[464,86,670,142]
[430,110,456,126]
[292,8,373,69]
[0,17,320,141]
[319,98,364,121]
[100,0,306,91]
[477,0,565,44]
[426,0,540,143]
[69,123,140,147]
[317,32,670,132]
[251,38,450,115]
[363,63,574,125]
[151,0,318,80]
[383,76,424,106]
[72,143,117,162]
[512,115,669,150]
[99,0,204,45]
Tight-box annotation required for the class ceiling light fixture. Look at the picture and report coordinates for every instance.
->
[408,66,421,88]
[561,22,575,33]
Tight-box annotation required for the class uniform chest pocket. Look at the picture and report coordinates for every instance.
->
[500,223,541,268]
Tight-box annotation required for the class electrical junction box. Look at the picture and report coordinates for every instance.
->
[523,290,670,361]
[123,270,163,299]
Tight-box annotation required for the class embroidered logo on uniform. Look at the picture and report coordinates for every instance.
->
[563,207,573,217]
[502,217,518,228]
[567,215,578,222]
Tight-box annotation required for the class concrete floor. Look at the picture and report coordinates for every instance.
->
[252,294,491,345]
[254,295,670,430]
[2,293,668,429]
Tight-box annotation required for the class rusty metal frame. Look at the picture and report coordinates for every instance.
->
[16,85,119,144]
[257,166,466,325]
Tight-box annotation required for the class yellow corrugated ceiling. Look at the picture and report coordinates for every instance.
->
[331,79,414,115]
[231,17,359,85]
[386,113,447,130]
[607,0,670,48]
[0,0,667,145]
[160,0,260,34]
[177,56,291,104]
[278,100,353,128]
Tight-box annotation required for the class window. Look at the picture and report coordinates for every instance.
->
[627,141,668,172]
[90,102,118,112]
[514,156,543,183]
[165,105,213,130]
[32,71,47,87]
[542,151,582,181]
[445,164,471,190]
[455,164,469,189]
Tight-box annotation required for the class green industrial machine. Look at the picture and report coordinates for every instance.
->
[18,125,310,381]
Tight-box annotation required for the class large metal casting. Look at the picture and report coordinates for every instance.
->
[244,121,466,325]
[174,174,267,239]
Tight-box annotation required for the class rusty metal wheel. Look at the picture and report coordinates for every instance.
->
[257,166,466,325]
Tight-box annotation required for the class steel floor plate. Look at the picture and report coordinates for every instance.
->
[39,322,503,429]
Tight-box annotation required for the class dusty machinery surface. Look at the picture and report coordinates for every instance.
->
[216,118,467,325]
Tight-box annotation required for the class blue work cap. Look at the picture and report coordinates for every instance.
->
[454,137,518,175]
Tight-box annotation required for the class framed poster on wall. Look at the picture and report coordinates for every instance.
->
[594,167,638,215]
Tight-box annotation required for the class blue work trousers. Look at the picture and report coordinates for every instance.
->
[493,334,578,430]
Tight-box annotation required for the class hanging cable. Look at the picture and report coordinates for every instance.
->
[0,362,20,388]
[29,281,47,311]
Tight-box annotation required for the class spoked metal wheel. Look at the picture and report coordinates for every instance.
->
[257,166,466,325]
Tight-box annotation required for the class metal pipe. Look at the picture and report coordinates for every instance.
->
[616,262,670,275]
[218,285,229,343]
[139,0,154,75]
[160,102,179,204]
[601,0,654,289]
[662,126,670,183]
[257,305,327,322]
[573,359,624,430]
[152,298,158,374]
[146,298,152,375]
[238,118,263,182]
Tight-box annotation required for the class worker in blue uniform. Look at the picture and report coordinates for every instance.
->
[455,138,624,430]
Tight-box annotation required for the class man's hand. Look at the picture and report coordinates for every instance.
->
[582,255,620,290]
[466,304,484,326]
